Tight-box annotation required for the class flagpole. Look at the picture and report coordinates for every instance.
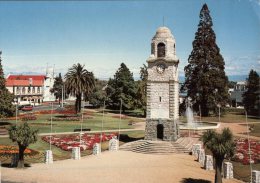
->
[118,99,122,142]
[80,101,84,146]
[100,100,105,153]
[245,111,253,183]
[50,103,53,151]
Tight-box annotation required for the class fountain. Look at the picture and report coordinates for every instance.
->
[179,100,220,130]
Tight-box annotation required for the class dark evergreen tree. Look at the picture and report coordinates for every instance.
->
[183,4,229,116]
[242,70,260,116]
[106,63,136,112]
[87,79,107,107]
[0,51,15,118]
[135,64,148,116]
[50,73,65,105]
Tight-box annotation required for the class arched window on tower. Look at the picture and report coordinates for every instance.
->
[157,43,165,57]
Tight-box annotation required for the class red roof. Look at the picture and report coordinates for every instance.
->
[6,80,43,87]
[6,74,45,87]
[7,75,46,81]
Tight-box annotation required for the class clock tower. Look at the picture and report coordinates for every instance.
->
[145,26,179,141]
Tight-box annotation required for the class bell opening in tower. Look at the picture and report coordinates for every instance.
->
[157,42,165,57]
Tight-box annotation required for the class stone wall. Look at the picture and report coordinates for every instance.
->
[145,119,177,141]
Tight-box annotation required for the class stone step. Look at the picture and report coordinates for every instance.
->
[120,140,190,154]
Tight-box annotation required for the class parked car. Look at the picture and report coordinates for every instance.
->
[21,105,33,111]
[18,104,33,110]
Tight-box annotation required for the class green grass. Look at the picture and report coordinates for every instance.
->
[249,123,260,137]
[179,112,260,123]
[4,110,141,134]
[232,161,260,182]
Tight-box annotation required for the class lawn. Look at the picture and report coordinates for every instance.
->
[4,109,144,134]
[249,123,260,137]
[179,112,260,123]
[232,161,260,182]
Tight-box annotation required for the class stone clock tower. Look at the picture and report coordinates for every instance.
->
[145,26,179,141]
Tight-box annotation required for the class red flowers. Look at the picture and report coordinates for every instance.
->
[233,138,260,165]
[42,133,118,151]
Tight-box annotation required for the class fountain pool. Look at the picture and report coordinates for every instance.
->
[179,121,220,130]
[179,104,220,130]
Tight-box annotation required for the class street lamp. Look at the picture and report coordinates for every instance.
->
[217,104,221,122]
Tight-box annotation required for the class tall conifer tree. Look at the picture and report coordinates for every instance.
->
[242,70,260,116]
[0,51,15,117]
[183,4,229,116]
[106,63,136,112]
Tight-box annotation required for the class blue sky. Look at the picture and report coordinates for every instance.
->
[0,0,259,80]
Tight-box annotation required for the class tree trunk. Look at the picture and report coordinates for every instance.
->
[75,97,78,114]
[17,145,26,168]
[78,94,81,113]
[215,158,223,183]
[201,101,209,117]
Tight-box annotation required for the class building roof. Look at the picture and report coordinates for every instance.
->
[6,74,45,87]
[7,75,46,81]
[6,79,44,87]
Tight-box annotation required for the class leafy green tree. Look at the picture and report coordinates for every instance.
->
[8,122,38,168]
[0,51,15,118]
[87,79,107,107]
[136,64,148,116]
[106,63,136,112]
[242,70,260,116]
[65,63,95,113]
[183,4,229,116]
[50,73,65,105]
[201,128,235,183]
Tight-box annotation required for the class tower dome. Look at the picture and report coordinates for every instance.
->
[153,26,174,39]
[148,26,178,62]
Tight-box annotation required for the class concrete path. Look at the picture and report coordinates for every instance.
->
[1,150,242,183]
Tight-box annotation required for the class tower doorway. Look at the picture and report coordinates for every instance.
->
[157,124,164,140]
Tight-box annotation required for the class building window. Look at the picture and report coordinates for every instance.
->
[32,87,35,94]
[37,87,40,94]
[159,96,162,102]
[22,87,25,94]
[28,87,31,93]
[17,87,20,94]
[157,43,165,57]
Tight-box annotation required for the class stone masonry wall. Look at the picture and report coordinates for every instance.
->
[145,119,177,141]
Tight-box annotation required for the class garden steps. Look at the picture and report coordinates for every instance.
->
[120,140,190,154]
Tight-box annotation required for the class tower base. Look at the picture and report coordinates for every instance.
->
[145,118,178,141]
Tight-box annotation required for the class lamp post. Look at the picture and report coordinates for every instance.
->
[217,104,221,122]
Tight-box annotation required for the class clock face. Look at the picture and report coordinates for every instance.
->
[156,63,166,74]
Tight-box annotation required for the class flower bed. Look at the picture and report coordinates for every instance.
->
[233,138,260,165]
[0,145,39,157]
[42,133,118,151]
[20,114,37,121]
[48,115,80,121]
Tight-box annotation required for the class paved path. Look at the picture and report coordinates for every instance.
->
[1,150,242,183]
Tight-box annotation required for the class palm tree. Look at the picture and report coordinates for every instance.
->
[65,63,95,113]
[201,128,235,183]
